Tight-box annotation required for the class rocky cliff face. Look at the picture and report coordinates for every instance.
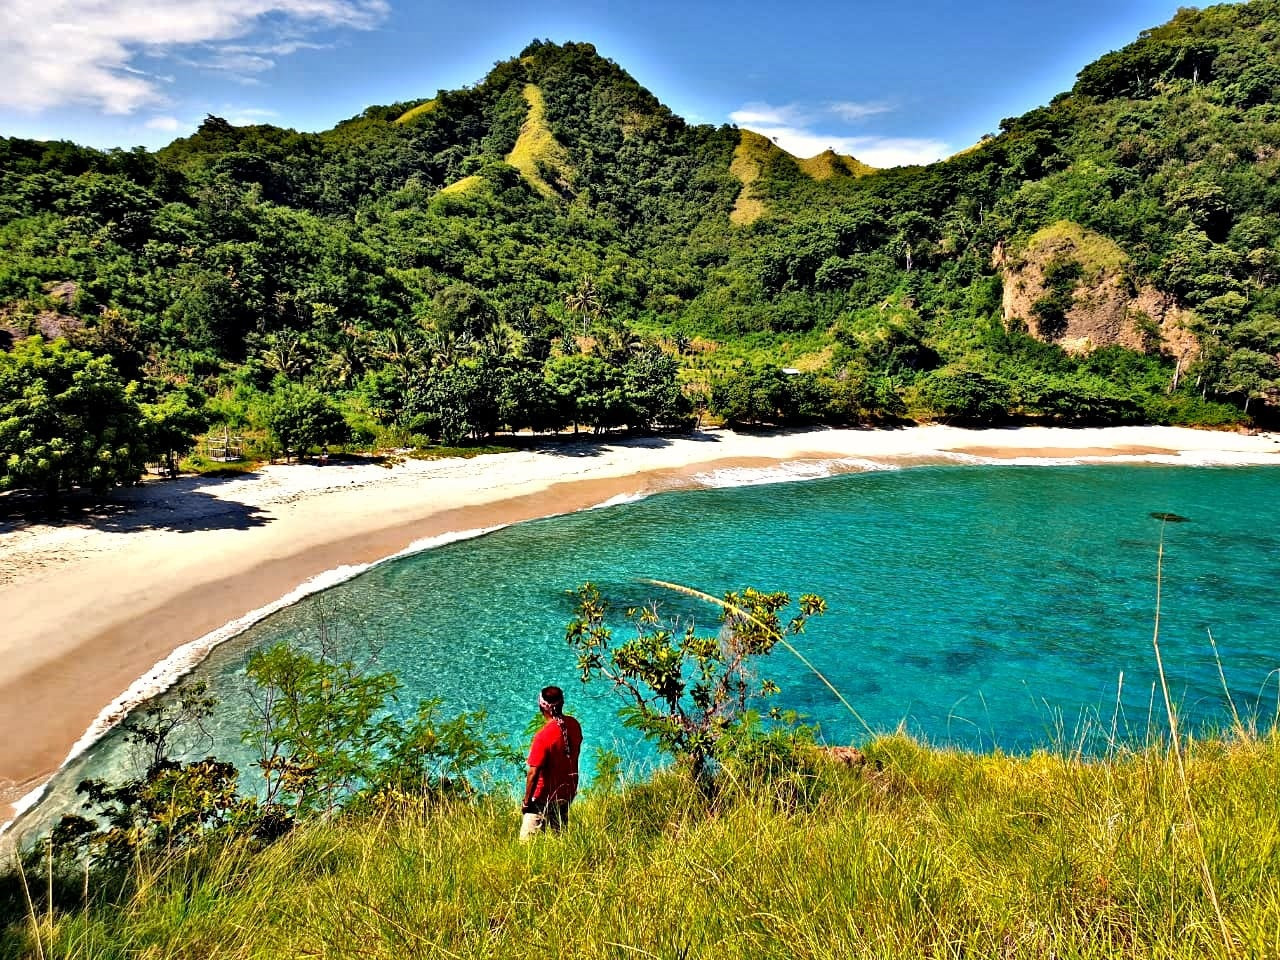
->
[998,221,1199,365]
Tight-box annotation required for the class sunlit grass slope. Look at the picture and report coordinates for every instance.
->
[15,733,1280,960]
[393,98,437,125]
[437,174,486,196]
[505,84,574,198]
[797,148,876,180]
[729,134,874,225]
[729,129,780,225]
[1024,220,1131,279]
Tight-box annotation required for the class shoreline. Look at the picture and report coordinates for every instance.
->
[4,424,1279,825]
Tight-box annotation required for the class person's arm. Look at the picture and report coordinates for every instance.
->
[522,763,540,812]
[523,732,545,811]
[568,723,581,796]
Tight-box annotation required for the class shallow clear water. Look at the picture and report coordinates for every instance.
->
[32,463,1280,818]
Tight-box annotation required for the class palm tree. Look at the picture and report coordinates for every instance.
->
[564,277,606,335]
[424,328,472,369]
[323,331,367,389]
[376,328,416,369]
[472,322,522,364]
[260,329,310,380]
[591,319,643,362]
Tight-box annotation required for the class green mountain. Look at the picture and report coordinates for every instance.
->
[4,1,1280,484]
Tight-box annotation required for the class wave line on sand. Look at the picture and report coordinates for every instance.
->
[693,458,901,489]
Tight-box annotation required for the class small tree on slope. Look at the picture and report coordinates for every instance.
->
[565,582,826,781]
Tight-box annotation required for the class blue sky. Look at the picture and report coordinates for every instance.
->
[0,0,1226,165]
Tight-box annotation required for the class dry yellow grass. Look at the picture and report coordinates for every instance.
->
[688,335,720,355]
[20,734,1280,959]
[506,84,573,198]
[791,346,835,373]
[797,149,876,180]
[1025,220,1130,279]
[729,130,780,225]
[393,99,438,125]
[947,138,991,160]
[437,175,485,196]
[729,133,875,224]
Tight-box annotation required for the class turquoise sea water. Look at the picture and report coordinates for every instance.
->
[27,463,1280,819]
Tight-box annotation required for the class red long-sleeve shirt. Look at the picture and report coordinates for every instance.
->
[527,715,582,804]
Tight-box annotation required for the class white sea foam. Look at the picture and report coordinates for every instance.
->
[589,491,650,509]
[836,457,905,472]
[2,525,504,837]
[940,450,1278,468]
[0,786,47,838]
[693,457,900,489]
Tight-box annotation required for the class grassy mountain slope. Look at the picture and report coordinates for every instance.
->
[393,98,437,125]
[505,84,574,197]
[729,135,874,224]
[729,130,779,224]
[797,148,876,180]
[3,2,1280,460]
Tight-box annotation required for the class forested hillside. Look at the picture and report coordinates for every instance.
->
[4,1,1280,494]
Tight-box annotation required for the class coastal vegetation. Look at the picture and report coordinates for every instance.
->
[6,2,1280,496]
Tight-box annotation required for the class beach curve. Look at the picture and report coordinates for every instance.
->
[3,423,1279,829]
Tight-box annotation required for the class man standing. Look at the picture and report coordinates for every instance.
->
[520,685,583,839]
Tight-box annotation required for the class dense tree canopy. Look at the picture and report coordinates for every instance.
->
[0,338,151,497]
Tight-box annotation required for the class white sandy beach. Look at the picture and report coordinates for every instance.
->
[3,423,1279,823]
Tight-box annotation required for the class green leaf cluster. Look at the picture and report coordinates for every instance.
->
[565,582,826,781]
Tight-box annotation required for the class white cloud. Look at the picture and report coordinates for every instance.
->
[729,99,947,168]
[222,38,329,56]
[827,100,893,122]
[144,114,182,130]
[226,106,279,124]
[200,52,277,74]
[730,99,895,129]
[0,0,389,114]
[728,102,808,128]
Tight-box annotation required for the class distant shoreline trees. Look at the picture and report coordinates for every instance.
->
[0,337,207,500]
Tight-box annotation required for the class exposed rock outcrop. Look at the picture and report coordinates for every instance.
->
[997,221,1199,365]
[0,281,85,350]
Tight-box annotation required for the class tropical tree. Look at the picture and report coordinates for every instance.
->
[565,582,827,781]
[0,337,150,499]
[261,381,349,461]
[622,346,692,430]
[564,276,606,335]
[244,639,515,815]
[916,367,1013,423]
[710,365,792,425]
[545,352,625,433]
[141,389,210,476]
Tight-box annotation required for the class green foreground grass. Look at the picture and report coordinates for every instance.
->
[7,733,1279,959]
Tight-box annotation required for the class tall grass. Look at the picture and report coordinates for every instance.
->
[6,731,1279,959]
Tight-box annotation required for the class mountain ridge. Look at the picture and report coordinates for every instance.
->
[4,2,1280,480]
